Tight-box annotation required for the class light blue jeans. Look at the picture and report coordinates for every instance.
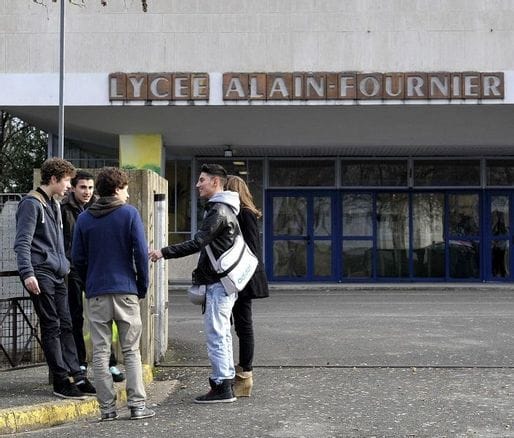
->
[204,282,237,384]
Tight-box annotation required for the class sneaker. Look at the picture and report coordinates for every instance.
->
[75,377,96,395]
[53,379,88,400]
[101,411,118,422]
[109,366,125,383]
[130,406,155,420]
[194,378,236,404]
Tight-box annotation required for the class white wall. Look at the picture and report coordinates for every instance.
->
[1,0,514,74]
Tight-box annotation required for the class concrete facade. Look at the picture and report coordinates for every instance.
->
[1,0,514,74]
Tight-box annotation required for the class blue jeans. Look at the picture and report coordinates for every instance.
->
[204,282,237,384]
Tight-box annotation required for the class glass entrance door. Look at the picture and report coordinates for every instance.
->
[485,193,513,281]
[266,191,336,281]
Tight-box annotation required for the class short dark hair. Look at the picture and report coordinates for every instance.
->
[71,170,95,187]
[40,158,76,185]
[200,163,227,185]
[95,167,129,197]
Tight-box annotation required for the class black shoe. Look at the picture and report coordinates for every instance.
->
[76,377,96,395]
[194,378,236,404]
[130,406,155,420]
[101,411,118,422]
[110,366,125,383]
[53,379,88,400]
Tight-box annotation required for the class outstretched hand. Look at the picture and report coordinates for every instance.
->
[148,249,163,262]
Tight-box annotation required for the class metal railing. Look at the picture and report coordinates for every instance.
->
[0,194,44,368]
[0,292,44,368]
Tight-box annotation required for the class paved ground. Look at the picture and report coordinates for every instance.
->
[3,285,514,437]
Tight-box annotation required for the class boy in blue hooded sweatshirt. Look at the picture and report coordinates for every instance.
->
[72,167,153,421]
[149,163,240,404]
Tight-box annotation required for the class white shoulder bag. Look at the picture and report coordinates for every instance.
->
[206,233,258,294]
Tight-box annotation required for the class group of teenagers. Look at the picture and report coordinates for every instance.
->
[13,159,268,421]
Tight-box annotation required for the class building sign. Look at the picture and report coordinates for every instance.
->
[109,72,209,101]
[109,71,504,102]
[223,72,504,100]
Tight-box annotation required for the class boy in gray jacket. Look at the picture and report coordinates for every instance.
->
[14,157,95,399]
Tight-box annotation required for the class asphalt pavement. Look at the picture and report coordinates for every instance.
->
[2,284,514,437]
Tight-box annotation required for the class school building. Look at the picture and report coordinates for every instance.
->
[1,0,514,283]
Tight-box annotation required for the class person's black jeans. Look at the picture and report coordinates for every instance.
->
[232,295,254,371]
[66,269,87,367]
[29,274,84,382]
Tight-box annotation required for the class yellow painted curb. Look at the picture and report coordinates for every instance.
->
[0,365,154,435]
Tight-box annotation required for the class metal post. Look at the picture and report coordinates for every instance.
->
[57,0,65,158]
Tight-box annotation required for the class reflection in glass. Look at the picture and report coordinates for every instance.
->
[273,240,306,277]
[343,240,372,278]
[314,241,332,277]
[449,240,479,278]
[486,160,514,186]
[342,160,407,186]
[314,197,331,236]
[414,160,480,186]
[270,160,335,186]
[491,196,509,235]
[492,240,509,278]
[413,193,445,277]
[448,194,479,237]
[376,193,409,277]
[343,194,372,236]
[273,197,306,236]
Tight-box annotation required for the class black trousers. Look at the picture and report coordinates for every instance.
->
[232,295,254,371]
[29,275,83,382]
[67,269,87,367]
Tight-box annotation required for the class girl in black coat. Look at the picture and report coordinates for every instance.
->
[226,175,269,397]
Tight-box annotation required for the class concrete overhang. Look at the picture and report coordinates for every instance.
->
[3,104,514,158]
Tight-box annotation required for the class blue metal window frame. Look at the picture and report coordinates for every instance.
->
[265,188,512,282]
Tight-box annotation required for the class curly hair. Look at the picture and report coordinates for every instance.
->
[95,167,129,197]
[40,158,76,185]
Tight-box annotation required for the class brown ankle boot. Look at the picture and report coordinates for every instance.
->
[234,365,253,397]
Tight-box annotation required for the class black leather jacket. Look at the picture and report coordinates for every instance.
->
[161,200,239,285]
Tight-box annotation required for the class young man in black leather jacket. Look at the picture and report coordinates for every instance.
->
[149,163,240,403]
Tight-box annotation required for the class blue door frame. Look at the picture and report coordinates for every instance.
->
[265,190,338,282]
[265,189,514,283]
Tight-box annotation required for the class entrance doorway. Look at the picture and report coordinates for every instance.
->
[265,191,337,281]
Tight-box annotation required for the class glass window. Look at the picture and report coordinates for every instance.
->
[491,240,509,278]
[269,160,335,187]
[376,193,409,277]
[166,160,191,244]
[314,241,332,277]
[342,160,407,186]
[414,160,480,186]
[273,197,307,236]
[314,197,331,236]
[487,160,514,186]
[412,193,445,278]
[448,194,479,237]
[449,240,480,278]
[343,240,372,278]
[273,240,306,277]
[342,193,373,236]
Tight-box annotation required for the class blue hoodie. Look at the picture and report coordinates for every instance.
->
[71,198,148,299]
